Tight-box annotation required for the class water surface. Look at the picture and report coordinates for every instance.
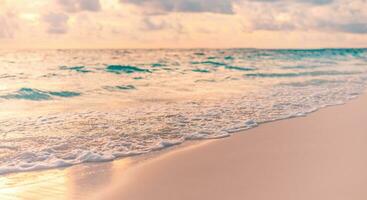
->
[0,48,366,174]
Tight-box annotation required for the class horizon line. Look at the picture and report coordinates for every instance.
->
[0,47,366,51]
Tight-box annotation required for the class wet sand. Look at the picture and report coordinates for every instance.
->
[2,93,367,200]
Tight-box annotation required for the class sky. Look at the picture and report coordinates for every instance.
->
[0,0,367,49]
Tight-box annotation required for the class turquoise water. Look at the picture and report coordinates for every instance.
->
[0,48,366,174]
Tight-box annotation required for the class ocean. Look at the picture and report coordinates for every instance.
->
[0,48,366,174]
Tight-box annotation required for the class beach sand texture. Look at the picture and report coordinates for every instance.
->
[99,92,367,200]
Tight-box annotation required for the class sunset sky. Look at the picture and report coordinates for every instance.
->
[0,0,367,49]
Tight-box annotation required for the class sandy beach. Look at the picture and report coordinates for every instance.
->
[1,92,366,200]
[1,1,367,199]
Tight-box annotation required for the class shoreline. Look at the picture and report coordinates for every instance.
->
[2,92,367,199]
[0,93,358,176]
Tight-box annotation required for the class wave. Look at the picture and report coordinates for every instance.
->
[104,85,136,91]
[225,66,255,71]
[246,70,360,78]
[192,69,211,73]
[60,66,92,73]
[191,60,255,71]
[281,65,321,69]
[105,65,151,74]
[194,52,205,56]
[151,63,166,67]
[192,61,227,67]
[224,56,234,60]
[279,79,344,87]
[0,88,81,101]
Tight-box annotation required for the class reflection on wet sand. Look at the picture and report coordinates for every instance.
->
[0,158,132,200]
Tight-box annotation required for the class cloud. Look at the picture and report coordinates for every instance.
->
[43,12,69,34]
[58,0,101,12]
[247,0,333,5]
[120,0,234,14]
[239,0,367,35]
[337,23,367,34]
[1,0,367,49]
[319,22,367,34]
[139,17,185,35]
[302,0,333,5]
[141,17,168,30]
[252,21,296,31]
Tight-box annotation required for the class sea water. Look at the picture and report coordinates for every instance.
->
[0,48,366,174]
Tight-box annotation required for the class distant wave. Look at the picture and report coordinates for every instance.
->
[192,61,227,67]
[60,66,93,73]
[105,65,151,74]
[225,66,255,71]
[279,79,345,87]
[104,85,136,91]
[0,88,81,101]
[246,70,360,78]
[192,69,210,73]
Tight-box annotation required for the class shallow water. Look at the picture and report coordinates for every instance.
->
[0,48,367,174]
